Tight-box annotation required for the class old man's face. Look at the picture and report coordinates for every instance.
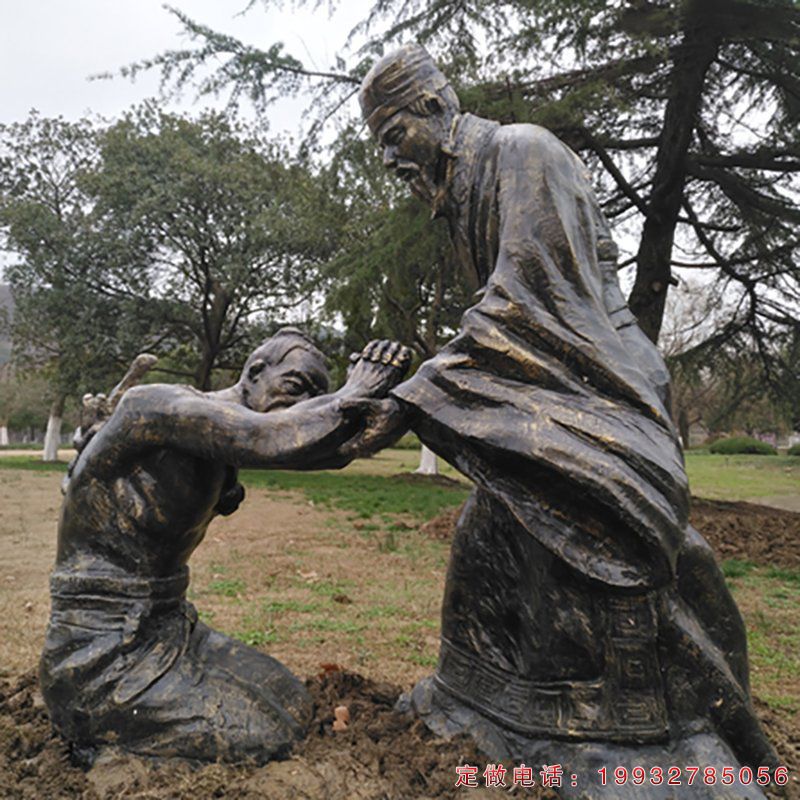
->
[377,107,450,204]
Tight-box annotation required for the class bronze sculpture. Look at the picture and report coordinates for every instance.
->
[41,329,409,764]
[359,45,778,795]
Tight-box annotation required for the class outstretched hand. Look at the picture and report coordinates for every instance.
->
[338,339,412,399]
[73,353,159,451]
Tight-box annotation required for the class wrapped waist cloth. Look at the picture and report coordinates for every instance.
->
[40,566,312,763]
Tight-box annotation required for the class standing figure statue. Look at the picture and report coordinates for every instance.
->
[358,45,778,795]
[41,328,409,764]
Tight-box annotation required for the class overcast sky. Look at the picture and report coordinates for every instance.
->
[0,0,367,132]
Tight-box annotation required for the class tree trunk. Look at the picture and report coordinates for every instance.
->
[195,280,229,390]
[678,406,690,449]
[0,424,8,446]
[194,349,216,391]
[415,444,439,476]
[42,394,66,462]
[628,24,720,343]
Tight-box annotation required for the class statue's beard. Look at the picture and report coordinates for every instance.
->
[395,160,439,205]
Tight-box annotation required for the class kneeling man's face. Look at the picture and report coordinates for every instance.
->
[243,346,325,413]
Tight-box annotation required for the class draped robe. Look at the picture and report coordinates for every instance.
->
[394,114,776,766]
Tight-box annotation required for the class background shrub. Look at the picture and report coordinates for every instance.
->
[709,436,777,455]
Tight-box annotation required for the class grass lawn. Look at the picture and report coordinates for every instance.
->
[3,449,797,504]
[0,456,69,472]
[241,469,469,520]
[720,560,800,713]
[685,452,799,500]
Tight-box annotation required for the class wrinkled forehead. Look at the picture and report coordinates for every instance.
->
[367,100,410,139]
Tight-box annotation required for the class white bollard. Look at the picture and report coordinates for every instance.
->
[415,444,439,475]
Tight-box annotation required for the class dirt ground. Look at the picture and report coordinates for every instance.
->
[1,469,799,798]
[690,498,800,568]
[2,667,542,800]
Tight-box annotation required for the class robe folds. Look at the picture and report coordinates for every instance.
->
[394,114,686,591]
[40,566,312,763]
[394,114,777,766]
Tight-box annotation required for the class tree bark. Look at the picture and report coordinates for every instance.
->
[0,424,8,446]
[677,406,690,449]
[43,394,66,462]
[194,347,217,391]
[628,22,720,343]
[195,281,229,390]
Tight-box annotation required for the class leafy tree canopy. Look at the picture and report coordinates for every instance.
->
[92,105,331,388]
[0,113,151,405]
[125,0,799,372]
[0,109,333,406]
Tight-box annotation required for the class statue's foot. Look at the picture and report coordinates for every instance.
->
[404,676,769,799]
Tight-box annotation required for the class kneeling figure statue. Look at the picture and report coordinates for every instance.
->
[41,329,408,764]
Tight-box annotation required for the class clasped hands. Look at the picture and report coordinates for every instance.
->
[334,339,413,459]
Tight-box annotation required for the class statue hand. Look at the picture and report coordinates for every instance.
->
[339,340,412,399]
[336,397,409,459]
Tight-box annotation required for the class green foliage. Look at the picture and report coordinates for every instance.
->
[263,599,321,614]
[0,284,12,366]
[709,436,778,455]
[232,628,278,646]
[308,124,475,365]
[0,372,72,433]
[91,105,330,388]
[684,452,798,499]
[788,444,800,457]
[0,114,152,402]
[207,577,247,597]
[128,0,800,363]
[0,456,68,471]
[766,566,800,586]
[0,108,335,406]
[721,559,758,579]
[393,432,422,450]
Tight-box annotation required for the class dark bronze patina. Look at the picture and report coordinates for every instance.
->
[360,44,777,796]
[41,330,409,764]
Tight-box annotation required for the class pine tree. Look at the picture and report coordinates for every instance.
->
[124,0,799,357]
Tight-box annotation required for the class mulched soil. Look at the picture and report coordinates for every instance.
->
[1,667,795,799]
[0,668,558,800]
[689,498,800,570]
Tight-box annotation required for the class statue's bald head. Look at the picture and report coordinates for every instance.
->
[240,328,329,412]
[359,44,460,137]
